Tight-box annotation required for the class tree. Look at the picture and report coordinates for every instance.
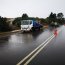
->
[39,18,46,25]
[57,13,64,24]
[49,12,53,18]
[13,14,29,27]
[48,12,57,25]
[57,13,64,19]
[12,17,21,27]
[22,13,28,20]
[0,16,11,32]
[49,12,56,19]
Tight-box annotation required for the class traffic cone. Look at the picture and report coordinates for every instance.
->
[64,24,65,26]
[54,29,57,37]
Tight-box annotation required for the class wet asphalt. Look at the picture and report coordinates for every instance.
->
[0,26,65,65]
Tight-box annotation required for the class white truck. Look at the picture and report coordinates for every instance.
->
[21,20,43,32]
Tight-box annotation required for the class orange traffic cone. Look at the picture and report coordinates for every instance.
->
[54,29,57,37]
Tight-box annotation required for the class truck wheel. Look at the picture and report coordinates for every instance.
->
[32,27,35,31]
[38,27,40,30]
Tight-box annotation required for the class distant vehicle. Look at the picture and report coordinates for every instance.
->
[21,20,43,32]
[50,22,59,27]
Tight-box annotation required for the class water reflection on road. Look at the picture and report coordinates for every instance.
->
[0,28,53,65]
[0,29,52,50]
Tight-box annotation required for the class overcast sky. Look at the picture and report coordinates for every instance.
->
[0,0,65,18]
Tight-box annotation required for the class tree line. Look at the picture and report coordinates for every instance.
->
[13,12,65,27]
[0,12,65,32]
[46,12,65,25]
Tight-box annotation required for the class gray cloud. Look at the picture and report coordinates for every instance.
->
[0,0,65,18]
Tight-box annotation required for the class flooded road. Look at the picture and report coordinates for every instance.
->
[0,26,65,65]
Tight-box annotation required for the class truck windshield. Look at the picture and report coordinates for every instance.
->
[21,20,32,25]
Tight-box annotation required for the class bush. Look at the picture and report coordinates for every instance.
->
[0,16,12,32]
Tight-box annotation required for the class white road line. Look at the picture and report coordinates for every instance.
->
[24,29,61,65]
[17,29,61,65]
[24,36,54,65]
[16,34,54,65]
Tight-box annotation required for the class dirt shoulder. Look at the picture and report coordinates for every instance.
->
[0,29,21,35]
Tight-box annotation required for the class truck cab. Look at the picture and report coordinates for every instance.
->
[21,20,33,31]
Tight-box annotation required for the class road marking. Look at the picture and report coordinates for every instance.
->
[16,29,61,65]
[24,36,54,65]
[16,34,54,65]
[24,29,61,65]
